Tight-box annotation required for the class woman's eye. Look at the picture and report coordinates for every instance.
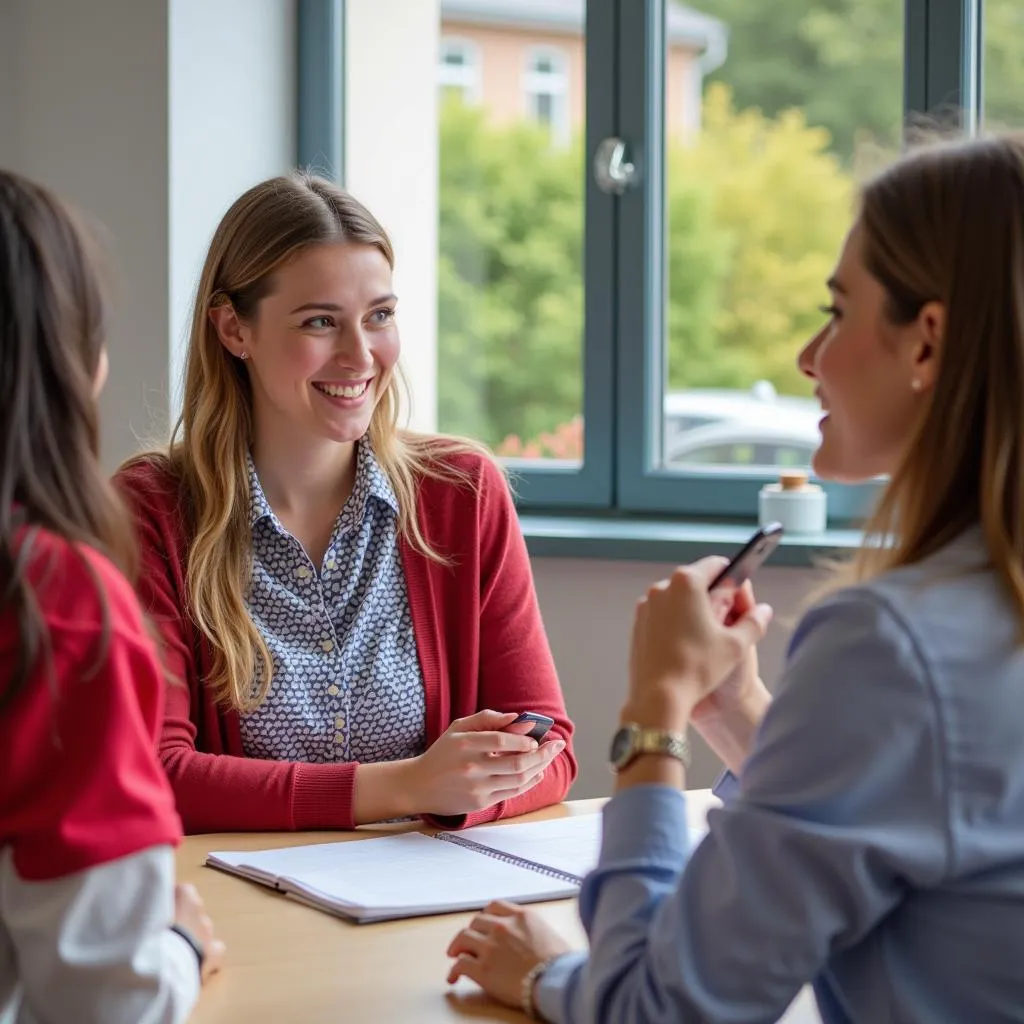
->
[304,316,334,329]
[818,303,842,321]
[370,307,396,325]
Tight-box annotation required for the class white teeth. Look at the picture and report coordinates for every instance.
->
[315,381,369,398]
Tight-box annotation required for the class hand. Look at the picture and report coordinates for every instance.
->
[174,883,225,984]
[409,711,567,817]
[626,558,773,728]
[446,901,573,1011]
[691,579,768,723]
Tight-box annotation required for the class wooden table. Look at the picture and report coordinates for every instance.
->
[178,791,820,1023]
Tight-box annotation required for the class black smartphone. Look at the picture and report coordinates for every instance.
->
[507,711,555,742]
[708,522,784,591]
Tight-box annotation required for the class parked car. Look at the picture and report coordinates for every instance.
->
[663,382,821,469]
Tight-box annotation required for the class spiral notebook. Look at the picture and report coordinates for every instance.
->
[207,815,608,924]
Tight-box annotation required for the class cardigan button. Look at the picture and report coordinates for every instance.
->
[327,684,340,696]
[321,638,335,653]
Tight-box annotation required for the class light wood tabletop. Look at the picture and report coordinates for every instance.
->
[177,790,819,1023]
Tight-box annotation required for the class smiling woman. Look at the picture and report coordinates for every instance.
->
[113,173,576,835]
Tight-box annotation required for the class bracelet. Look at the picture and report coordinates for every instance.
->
[520,955,559,1020]
[169,923,206,972]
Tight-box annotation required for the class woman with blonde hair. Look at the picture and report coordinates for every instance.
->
[447,133,1024,1021]
[115,173,575,834]
[0,170,223,1022]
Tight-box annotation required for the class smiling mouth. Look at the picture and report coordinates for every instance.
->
[313,380,371,399]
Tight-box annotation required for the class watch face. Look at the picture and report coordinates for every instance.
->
[609,725,635,769]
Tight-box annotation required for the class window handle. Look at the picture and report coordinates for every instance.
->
[593,137,637,195]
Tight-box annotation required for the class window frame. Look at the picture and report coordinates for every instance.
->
[304,0,983,527]
[438,36,483,106]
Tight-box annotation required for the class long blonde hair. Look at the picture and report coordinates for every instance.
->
[129,173,488,711]
[840,133,1024,630]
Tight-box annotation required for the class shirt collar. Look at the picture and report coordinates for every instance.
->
[246,440,399,530]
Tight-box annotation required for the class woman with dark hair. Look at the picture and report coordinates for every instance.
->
[447,133,1024,1022]
[0,170,223,1022]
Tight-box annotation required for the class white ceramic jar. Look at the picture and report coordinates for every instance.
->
[758,470,827,534]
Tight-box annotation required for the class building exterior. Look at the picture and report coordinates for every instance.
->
[438,0,728,142]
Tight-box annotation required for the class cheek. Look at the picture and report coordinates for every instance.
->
[372,330,401,371]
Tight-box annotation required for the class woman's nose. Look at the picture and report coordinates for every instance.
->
[797,323,828,380]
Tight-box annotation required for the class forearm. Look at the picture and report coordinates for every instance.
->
[692,684,771,776]
[352,759,418,824]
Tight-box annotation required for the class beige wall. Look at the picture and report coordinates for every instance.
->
[442,20,700,138]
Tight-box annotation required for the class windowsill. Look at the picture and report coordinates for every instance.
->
[520,514,861,567]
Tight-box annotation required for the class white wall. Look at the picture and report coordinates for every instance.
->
[169,0,297,420]
[533,558,824,799]
[345,0,440,432]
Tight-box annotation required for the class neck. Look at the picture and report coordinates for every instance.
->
[250,420,358,519]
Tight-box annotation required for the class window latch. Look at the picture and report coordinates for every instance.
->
[593,137,637,195]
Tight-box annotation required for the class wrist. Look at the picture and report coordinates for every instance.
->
[692,684,771,776]
[353,759,418,824]
[522,955,560,1020]
[619,692,694,734]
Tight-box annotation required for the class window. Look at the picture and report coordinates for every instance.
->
[438,37,480,106]
[523,47,570,146]
[309,0,982,523]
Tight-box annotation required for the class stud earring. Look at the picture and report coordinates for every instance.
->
[239,351,248,361]
[910,378,921,392]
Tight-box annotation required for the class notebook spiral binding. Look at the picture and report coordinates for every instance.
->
[434,833,583,886]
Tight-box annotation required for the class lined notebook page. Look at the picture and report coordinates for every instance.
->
[462,814,707,880]
[209,832,577,918]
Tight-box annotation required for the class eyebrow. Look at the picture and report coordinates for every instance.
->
[289,294,398,315]
[826,276,847,295]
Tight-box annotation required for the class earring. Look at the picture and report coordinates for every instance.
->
[910,378,921,392]
[239,351,248,361]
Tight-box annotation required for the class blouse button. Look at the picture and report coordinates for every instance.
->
[334,731,345,744]
[296,565,311,580]
[326,558,337,571]
[335,715,345,730]
[327,684,340,696]
[321,638,335,653]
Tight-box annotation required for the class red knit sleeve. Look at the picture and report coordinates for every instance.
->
[2,543,181,881]
[426,455,577,830]
[115,460,357,833]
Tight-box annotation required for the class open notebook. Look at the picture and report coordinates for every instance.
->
[207,814,707,924]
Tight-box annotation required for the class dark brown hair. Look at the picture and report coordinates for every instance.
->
[0,170,136,710]
[848,133,1024,628]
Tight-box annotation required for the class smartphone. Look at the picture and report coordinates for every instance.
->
[708,522,784,591]
[507,711,555,742]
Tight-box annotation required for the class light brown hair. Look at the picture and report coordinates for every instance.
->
[843,133,1024,628]
[124,172,488,712]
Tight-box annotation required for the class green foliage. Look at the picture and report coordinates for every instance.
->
[438,86,852,448]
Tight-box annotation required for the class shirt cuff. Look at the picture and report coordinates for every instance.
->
[598,785,691,869]
[711,769,741,805]
[533,950,589,1024]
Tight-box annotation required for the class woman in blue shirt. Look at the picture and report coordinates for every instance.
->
[446,134,1024,1022]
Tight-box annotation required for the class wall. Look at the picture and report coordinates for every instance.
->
[533,557,824,800]
[0,0,297,469]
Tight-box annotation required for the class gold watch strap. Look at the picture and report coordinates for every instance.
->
[635,728,690,766]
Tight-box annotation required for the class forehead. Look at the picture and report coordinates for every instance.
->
[269,242,392,302]
[832,221,867,285]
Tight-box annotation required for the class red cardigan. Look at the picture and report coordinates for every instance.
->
[114,451,576,834]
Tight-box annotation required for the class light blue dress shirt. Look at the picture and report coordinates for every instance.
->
[536,527,1024,1023]
[237,442,427,766]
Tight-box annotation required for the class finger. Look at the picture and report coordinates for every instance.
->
[461,730,539,755]
[491,767,545,802]
[450,710,519,733]
[484,900,521,916]
[447,953,484,986]
[484,740,565,776]
[686,556,731,589]
[203,939,227,979]
[729,603,774,647]
[719,580,755,626]
[446,928,487,959]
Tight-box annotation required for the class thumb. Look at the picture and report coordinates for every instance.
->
[729,602,774,647]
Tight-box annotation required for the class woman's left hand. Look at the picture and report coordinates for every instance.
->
[446,901,573,1011]
[626,557,773,728]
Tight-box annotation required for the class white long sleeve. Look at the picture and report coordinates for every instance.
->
[0,845,199,1024]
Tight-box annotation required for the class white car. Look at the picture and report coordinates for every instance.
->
[663,382,821,469]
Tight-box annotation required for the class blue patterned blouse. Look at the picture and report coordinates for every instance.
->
[237,442,427,766]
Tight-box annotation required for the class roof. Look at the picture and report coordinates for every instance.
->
[440,0,726,52]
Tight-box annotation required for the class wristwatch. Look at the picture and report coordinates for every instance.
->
[609,722,690,774]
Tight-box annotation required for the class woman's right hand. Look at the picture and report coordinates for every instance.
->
[409,710,566,817]
[174,883,226,984]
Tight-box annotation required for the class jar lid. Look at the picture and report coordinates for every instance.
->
[779,470,809,491]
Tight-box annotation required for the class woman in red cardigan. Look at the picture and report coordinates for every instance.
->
[115,173,576,834]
